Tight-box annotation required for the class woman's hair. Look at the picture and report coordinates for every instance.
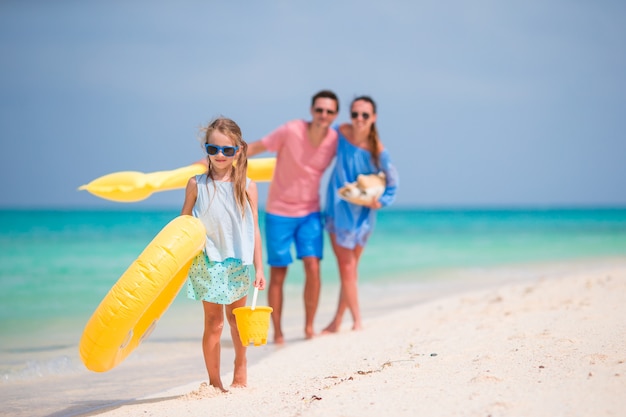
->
[201,117,250,215]
[352,96,381,168]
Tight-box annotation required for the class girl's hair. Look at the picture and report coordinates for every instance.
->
[352,96,381,168]
[201,117,250,215]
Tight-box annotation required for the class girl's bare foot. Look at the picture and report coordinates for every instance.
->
[185,382,226,399]
[208,381,228,393]
[232,358,247,387]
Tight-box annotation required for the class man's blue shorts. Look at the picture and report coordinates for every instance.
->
[265,212,324,267]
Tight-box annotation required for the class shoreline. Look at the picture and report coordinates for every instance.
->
[2,256,624,416]
[79,256,626,417]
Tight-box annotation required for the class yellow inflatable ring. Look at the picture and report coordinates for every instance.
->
[79,215,206,372]
[79,158,276,203]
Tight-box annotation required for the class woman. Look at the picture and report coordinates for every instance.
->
[323,96,399,333]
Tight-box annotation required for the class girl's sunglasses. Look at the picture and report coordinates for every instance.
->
[351,112,371,120]
[205,144,239,157]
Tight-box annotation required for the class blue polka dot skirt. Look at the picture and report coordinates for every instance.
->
[186,251,250,305]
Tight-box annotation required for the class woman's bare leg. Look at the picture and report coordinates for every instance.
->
[323,233,364,333]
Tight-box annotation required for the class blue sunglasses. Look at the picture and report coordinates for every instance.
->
[205,144,239,157]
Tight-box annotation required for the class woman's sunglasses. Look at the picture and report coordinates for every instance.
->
[205,144,239,157]
[351,112,371,120]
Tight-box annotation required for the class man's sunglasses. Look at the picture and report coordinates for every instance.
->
[314,107,337,115]
[351,112,371,120]
[205,144,239,157]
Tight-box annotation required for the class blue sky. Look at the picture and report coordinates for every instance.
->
[1,1,625,209]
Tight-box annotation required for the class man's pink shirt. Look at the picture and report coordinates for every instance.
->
[261,119,338,217]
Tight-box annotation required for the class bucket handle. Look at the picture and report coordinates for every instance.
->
[251,286,259,311]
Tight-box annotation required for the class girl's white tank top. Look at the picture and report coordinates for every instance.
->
[192,174,254,265]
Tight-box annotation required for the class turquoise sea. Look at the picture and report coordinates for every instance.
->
[1,207,626,416]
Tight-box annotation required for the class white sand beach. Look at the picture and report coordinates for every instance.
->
[85,258,626,417]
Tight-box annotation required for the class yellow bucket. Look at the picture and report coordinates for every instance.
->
[233,306,273,346]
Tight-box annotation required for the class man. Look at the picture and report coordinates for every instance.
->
[247,90,339,344]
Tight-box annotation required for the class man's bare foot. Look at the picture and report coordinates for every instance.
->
[305,325,315,340]
[273,333,285,345]
[352,323,363,331]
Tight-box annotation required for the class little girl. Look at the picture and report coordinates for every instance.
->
[181,117,266,392]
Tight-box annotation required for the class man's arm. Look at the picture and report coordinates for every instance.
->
[247,140,268,157]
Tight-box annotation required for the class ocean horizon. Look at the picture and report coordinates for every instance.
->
[2,206,626,334]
